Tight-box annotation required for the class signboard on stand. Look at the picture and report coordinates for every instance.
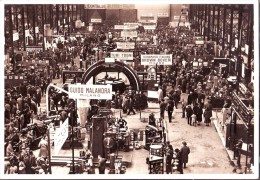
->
[54,118,69,155]
[68,84,112,100]
[141,54,172,65]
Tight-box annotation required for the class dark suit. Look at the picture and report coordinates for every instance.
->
[98,158,106,174]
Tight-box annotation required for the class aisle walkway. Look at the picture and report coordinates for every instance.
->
[36,57,235,174]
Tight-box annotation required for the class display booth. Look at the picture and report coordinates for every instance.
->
[148,144,164,174]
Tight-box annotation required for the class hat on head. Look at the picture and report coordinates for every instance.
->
[182,141,187,145]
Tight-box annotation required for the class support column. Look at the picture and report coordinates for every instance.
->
[212,6,215,41]
[246,5,253,85]
[203,5,207,40]
[32,5,36,45]
[21,5,26,51]
[207,5,211,41]
[50,4,53,29]
[41,5,45,51]
[216,5,220,44]
[67,4,70,36]
[62,4,65,31]
[56,4,59,30]
[222,6,227,50]
[228,6,234,58]
[236,5,243,92]
[8,5,14,56]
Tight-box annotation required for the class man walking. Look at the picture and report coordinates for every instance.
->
[186,105,193,125]
[167,101,174,123]
[180,141,190,168]
[159,99,167,119]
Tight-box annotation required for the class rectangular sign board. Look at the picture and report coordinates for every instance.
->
[141,54,172,65]
[54,118,69,155]
[68,84,112,100]
[91,19,102,23]
[105,57,115,63]
[116,42,135,49]
[121,31,137,38]
[110,52,133,60]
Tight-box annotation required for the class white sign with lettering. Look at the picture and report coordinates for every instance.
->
[143,25,156,30]
[116,42,135,49]
[121,31,137,38]
[157,13,168,17]
[91,19,102,23]
[68,84,112,100]
[54,118,69,155]
[141,54,172,65]
[105,58,115,63]
[110,52,133,60]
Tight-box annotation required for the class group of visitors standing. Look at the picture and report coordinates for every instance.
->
[165,141,190,174]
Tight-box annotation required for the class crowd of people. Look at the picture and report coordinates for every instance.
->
[4,17,253,174]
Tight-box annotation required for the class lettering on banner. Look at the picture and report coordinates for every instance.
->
[68,84,112,100]
[110,52,133,61]
[141,54,172,65]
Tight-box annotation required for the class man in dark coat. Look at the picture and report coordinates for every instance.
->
[159,99,167,119]
[98,155,106,174]
[180,141,190,168]
[186,105,193,125]
[167,102,174,123]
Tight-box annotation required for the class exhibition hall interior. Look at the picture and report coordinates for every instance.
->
[2,2,258,178]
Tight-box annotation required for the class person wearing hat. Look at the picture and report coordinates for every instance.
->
[175,148,183,174]
[166,144,174,174]
[180,141,190,168]
[185,105,193,125]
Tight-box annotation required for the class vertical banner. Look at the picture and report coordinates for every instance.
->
[54,118,69,155]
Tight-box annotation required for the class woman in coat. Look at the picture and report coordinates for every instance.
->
[204,107,212,126]
[196,104,203,125]
[38,136,48,158]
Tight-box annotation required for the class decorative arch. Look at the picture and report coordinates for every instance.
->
[81,60,141,91]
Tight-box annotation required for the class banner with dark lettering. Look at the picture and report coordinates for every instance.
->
[141,54,172,65]
[68,84,112,100]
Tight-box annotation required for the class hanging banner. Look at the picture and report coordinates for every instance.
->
[141,54,172,65]
[110,52,133,61]
[116,42,135,49]
[84,4,105,9]
[54,118,69,155]
[68,84,112,100]
[106,4,135,9]
[121,31,137,38]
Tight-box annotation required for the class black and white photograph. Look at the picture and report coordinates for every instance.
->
[1,0,259,179]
